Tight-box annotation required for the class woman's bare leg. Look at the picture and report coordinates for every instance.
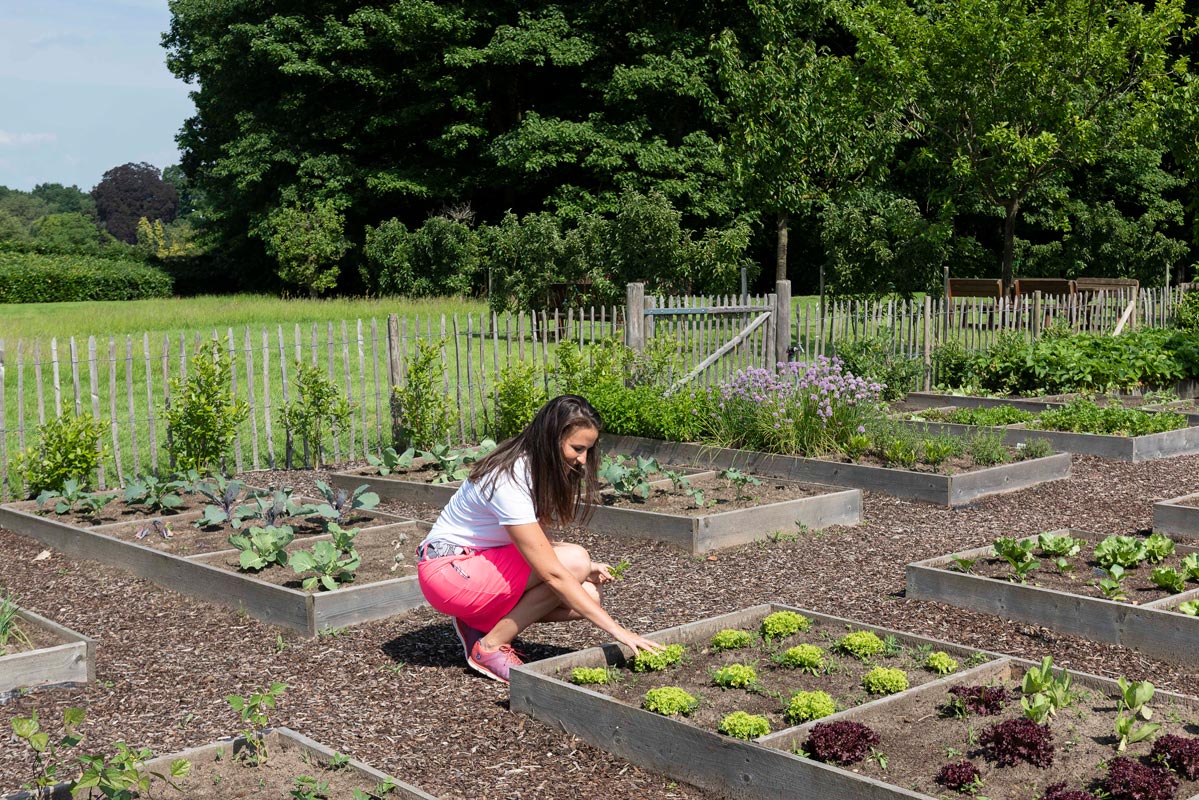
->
[479,542,596,649]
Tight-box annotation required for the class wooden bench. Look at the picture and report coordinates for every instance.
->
[947,278,1005,329]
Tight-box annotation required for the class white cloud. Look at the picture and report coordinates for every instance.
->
[29,31,96,49]
[0,130,57,147]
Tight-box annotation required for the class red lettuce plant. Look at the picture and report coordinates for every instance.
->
[935,760,982,793]
[805,720,880,766]
[978,718,1054,768]
[1152,734,1199,780]
[946,684,1010,716]
[1102,756,1178,800]
[1040,783,1096,800]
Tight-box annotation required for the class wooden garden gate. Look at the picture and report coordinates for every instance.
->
[624,281,792,391]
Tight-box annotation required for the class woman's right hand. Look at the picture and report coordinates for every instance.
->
[614,627,667,656]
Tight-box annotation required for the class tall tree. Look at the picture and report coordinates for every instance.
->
[30,183,96,217]
[851,0,1186,286]
[91,162,179,244]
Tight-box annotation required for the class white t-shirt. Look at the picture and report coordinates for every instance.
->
[422,457,538,550]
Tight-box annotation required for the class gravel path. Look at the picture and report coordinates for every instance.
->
[1,453,1198,799]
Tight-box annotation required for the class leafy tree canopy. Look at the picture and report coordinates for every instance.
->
[91,162,179,244]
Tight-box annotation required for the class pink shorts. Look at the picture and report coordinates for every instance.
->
[417,544,532,633]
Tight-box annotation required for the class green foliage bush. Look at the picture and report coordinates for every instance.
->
[836,630,885,660]
[362,215,480,298]
[0,251,172,303]
[835,335,922,401]
[491,359,546,440]
[861,666,910,695]
[1029,400,1186,436]
[17,413,109,494]
[785,690,836,723]
[1175,291,1199,333]
[642,686,698,716]
[710,629,753,652]
[760,611,810,641]
[711,663,757,689]
[392,340,457,450]
[164,341,249,473]
[718,711,771,740]
[778,644,827,674]
[281,361,353,467]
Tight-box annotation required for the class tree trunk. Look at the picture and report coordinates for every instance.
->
[1001,200,1020,288]
[775,211,789,283]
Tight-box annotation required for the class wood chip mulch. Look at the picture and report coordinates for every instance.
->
[2,454,1198,799]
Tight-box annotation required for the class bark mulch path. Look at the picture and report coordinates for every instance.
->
[2,454,1199,799]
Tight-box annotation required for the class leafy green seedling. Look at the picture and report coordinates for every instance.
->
[1178,600,1198,616]
[122,474,188,513]
[1151,567,1187,594]
[1181,553,1199,581]
[304,481,379,525]
[290,774,331,800]
[1114,677,1160,752]
[924,651,958,676]
[992,537,1039,583]
[719,467,761,501]
[1144,533,1176,564]
[711,629,753,652]
[662,469,704,507]
[1036,531,1082,559]
[949,555,977,574]
[289,541,361,591]
[608,559,632,580]
[1094,564,1128,602]
[642,686,697,716]
[711,663,758,689]
[570,667,614,685]
[250,489,303,528]
[1094,535,1148,569]
[74,742,190,800]
[228,526,295,571]
[227,682,287,765]
[365,446,416,476]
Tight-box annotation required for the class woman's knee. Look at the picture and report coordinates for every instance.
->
[552,542,591,581]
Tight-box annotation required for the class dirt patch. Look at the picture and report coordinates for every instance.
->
[599,474,827,516]
[1,616,66,656]
[4,495,204,528]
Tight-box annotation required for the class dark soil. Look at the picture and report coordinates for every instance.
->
[600,473,826,515]
[959,530,1199,605]
[342,462,460,486]
[3,453,1199,800]
[577,614,980,736]
[818,450,1022,475]
[5,494,205,527]
[2,616,64,656]
[809,663,1199,800]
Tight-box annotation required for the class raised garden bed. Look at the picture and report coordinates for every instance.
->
[335,465,861,553]
[907,529,1199,665]
[1155,493,1199,541]
[1,727,435,799]
[329,468,460,508]
[0,501,429,637]
[512,603,1199,800]
[0,606,94,703]
[599,434,1071,507]
[894,407,1199,461]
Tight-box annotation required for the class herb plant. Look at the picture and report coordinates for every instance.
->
[784,690,835,723]
[642,687,698,716]
[718,711,770,740]
[965,431,1010,466]
[1030,400,1186,437]
[760,611,809,640]
[227,682,287,765]
[1016,438,1054,460]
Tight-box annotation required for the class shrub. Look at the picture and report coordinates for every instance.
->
[710,629,753,652]
[760,611,810,641]
[924,651,958,675]
[946,685,1010,716]
[834,334,919,401]
[785,690,836,724]
[490,359,546,441]
[631,644,686,672]
[966,431,1010,466]
[0,251,172,303]
[1018,438,1054,460]
[718,711,770,740]
[935,760,982,793]
[281,361,353,468]
[642,687,698,716]
[777,644,826,674]
[836,630,885,660]
[17,412,110,495]
[392,339,457,450]
[1102,756,1178,800]
[711,664,757,690]
[978,718,1054,768]
[164,340,249,473]
[570,667,612,685]
[1151,733,1199,780]
[861,666,909,695]
[805,720,880,765]
[1175,290,1199,333]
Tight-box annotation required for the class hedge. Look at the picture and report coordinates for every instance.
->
[0,252,174,303]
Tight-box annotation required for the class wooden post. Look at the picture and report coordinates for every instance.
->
[625,283,645,353]
[386,313,402,447]
[1033,291,1043,338]
[922,295,932,391]
[774,280,791,369]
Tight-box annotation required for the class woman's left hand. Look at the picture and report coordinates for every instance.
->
[589,561,615,585]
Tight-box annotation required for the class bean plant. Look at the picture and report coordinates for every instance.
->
[74,742,190,800]
[227,682,287,766]
[10,707,87,798]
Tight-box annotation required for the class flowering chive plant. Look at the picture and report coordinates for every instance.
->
[704,357,885,457]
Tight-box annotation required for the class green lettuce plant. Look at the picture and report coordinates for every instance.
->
[710,629,753,652]
[1181,553,1199,581]
[992,537,1039,583]
[760,610,810,641]
[631,644,685,672]
[719,711,770,740]
[785,690,836,723]
[642,687,698,716]
[1094,535,1148,569]
[924,651,958,675]
[1114,677,1160,752]
[711,664,757,690]
[1151,567,1187,594]
[777,644,826,674]
[836,630,884,660]
[1178,600,1198,616]
[570,667,614,685]
[862,666,909,695]
[1144,533,1175,564]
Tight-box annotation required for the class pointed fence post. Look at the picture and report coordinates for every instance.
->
[774,280,791,369]
[625,283,645,353]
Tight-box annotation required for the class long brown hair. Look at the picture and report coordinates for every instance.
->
[470,395,602,526]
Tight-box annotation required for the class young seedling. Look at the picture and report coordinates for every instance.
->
[11,707,87,798]
[662,469,704,507]
[0,591,32,656]
[598,455,661,500]
[949,555,978,574]
[1114,677,1161,752]
[289,540,361,591]
[608,559,632,580]
[304,481,379,525]
[365,445,416,476]
[1036,531,1083,570]
[1094,564,1129,602]
[250,489,303,528]
[227,682,287,765]
[992,537,1039,583]
[74,742,190,800]
[719,468,761,501]
[1020,656,1075,721]
[194,477,257,529]
[122,473,188,513]
[228,526,295,571]
[36,479,116,518]
[290,774,331,800]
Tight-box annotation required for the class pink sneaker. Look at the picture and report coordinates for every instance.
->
[468,640,524,684]
[452,618,483,661]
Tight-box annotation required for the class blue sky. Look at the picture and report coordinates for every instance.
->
[0,0,194,192]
